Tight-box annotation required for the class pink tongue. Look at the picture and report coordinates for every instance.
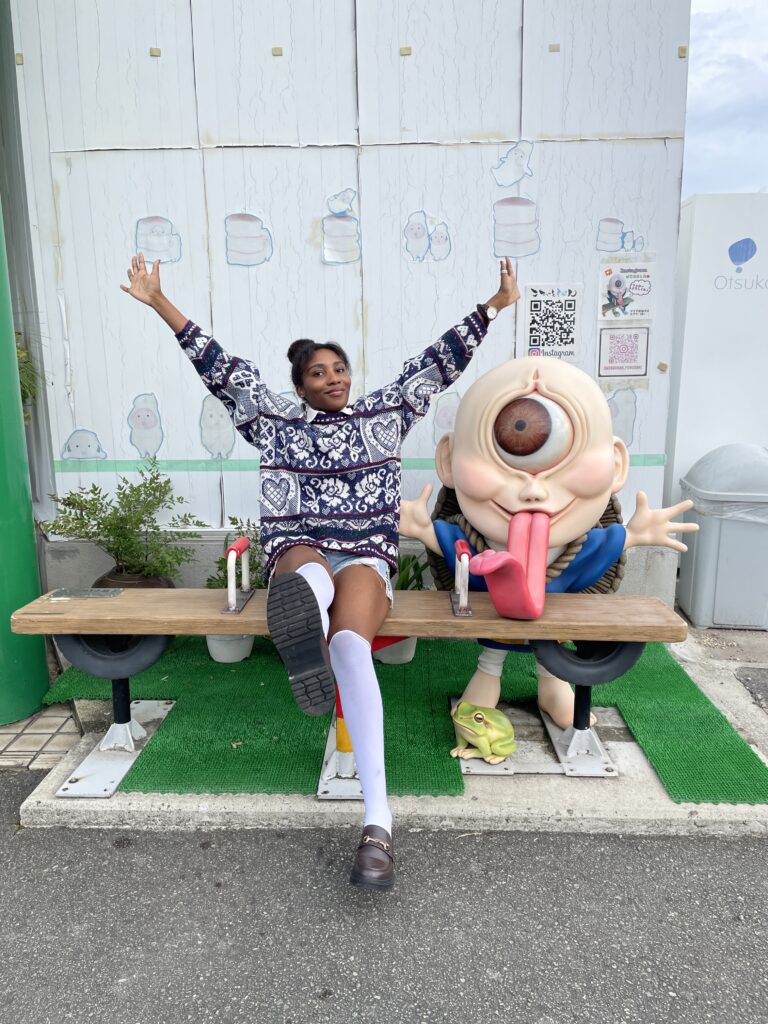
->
[507,511,551,583]
[467,511,552,619]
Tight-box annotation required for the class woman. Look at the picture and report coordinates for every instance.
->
[121,252,520,890]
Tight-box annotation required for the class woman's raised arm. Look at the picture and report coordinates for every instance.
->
[120,252,189,335]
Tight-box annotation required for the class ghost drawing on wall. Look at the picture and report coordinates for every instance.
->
[61,429,108,460]
[491,141,534,188]
[428,222,452,261]
[127,393,164,458]
[404,211,430,262]
[200,394,236,459]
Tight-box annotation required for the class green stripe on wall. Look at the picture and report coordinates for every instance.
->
[55,453,666,473]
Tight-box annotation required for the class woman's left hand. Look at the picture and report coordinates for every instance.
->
[486,256,520,311]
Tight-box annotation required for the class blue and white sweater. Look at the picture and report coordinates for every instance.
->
[176,312,488,578]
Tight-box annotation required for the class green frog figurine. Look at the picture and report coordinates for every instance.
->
[451,701,517,765]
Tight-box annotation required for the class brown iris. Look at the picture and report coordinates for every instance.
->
[494,398,551,456]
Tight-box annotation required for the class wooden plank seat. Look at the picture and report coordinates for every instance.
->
[12,586,686,723]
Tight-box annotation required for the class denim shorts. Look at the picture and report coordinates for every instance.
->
[319,550,393,604]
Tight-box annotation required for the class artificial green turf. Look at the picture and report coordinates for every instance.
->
[44,637,768,803]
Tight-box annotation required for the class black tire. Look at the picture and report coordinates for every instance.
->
[531,639,645,687]
[53,634,172,679]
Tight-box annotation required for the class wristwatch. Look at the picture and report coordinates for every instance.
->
[477,303,498,323]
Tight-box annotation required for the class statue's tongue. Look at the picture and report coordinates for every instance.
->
[468,510,551,619]
[507,511,551,586]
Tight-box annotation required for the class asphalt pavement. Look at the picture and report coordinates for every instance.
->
[2,768,767,1024]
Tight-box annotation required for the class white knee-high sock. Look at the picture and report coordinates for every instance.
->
[295,563,334,637]
[329,629,392,833]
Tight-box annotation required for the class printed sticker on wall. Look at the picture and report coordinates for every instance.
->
[61,428,107,460]
[127,393,164,458]
[595,217,645,253]
[403,211,452,262]
[322,188,361,264]
[606,385,638,446]
[135,216,182,264]
[491,140,534,188]
[493,197,540,259]
[599,263,655,320]
[225,213,274,266]
[200,394,236,459]
[598,327,650,378]
[523,284,581,361]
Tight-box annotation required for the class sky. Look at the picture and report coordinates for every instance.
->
[682,0,768,197]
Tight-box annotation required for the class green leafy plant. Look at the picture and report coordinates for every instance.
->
[394,552,427,591]
[16,333,42,425]
[44,458,207,579]
[206,517,266,590]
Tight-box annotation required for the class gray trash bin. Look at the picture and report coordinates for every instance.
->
[677,444,768,629]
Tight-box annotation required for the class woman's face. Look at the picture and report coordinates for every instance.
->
[298,347,351,412]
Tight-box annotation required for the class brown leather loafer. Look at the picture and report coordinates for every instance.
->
[350,825,395,892]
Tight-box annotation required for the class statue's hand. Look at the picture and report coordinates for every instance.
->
[399,484,440,553]
[625,491,699,552]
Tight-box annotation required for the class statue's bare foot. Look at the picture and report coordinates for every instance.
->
[537,674,597,730]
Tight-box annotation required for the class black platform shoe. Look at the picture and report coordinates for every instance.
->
[266,572,335,715]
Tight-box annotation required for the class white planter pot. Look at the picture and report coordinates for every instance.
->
[206,634,255,663]
[372,636,417,665]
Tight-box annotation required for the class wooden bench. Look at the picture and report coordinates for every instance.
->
[11,588,686,782]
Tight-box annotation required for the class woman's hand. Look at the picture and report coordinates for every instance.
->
[485,256,521,312]
[120,252,162,307]
[120,252,189,333]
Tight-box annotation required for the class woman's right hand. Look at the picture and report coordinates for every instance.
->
[120,252,162,307]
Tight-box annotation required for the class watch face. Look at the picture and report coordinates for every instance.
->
[487,305,498,320]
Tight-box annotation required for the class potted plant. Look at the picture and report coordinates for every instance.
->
[43,458,206,588]
[205,517,265,663]
[16,332,43,425]
[373,551,427,665]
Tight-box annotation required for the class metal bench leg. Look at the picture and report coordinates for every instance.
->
[98,678,147,753]
[544,685,617,777]
[531,641,647,778]
[52,634,175,798]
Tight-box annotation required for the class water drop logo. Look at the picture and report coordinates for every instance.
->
[728,237,757,273]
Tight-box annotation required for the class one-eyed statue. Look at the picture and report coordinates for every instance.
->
[400,356,697,760]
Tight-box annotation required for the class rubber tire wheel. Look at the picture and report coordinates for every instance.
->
[531,639,645,687]
[54,634,172,679]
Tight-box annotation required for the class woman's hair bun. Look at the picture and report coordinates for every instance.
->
[287,338,315,363]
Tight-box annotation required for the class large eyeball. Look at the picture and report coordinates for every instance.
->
[493,395,573,472]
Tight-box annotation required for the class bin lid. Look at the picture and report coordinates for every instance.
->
[680,444,768,502]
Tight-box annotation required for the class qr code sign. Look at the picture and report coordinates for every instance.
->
[525,287,579,359]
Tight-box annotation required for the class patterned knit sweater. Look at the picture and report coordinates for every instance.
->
[176,312,488,578]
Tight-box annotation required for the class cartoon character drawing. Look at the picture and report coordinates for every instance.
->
[602,273,633,317]
[403,211,430,262]
[493,197,540,258]
[127,393,164,458]
[135,216,181,264]
[432,392,461,444]
[596,218,645,253]
[225,213,274,267]
[61,429,108,460]
[607,386,637,448]
[322,188,361,264]
[428,222,452,261]
[400,357,696,732]
[491,141,534,188]
[200,394,236,459]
